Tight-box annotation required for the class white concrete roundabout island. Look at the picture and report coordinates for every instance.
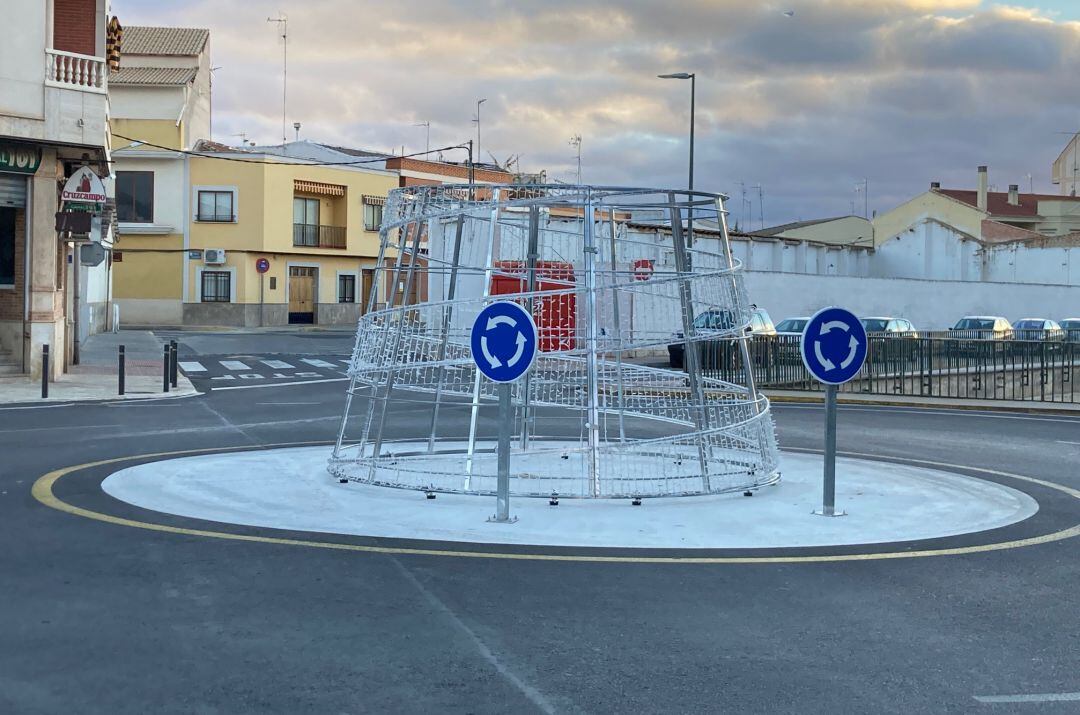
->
[101,445,1038,550]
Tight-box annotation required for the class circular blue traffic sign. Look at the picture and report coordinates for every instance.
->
[800,307,868,385]
[470,301,538,383]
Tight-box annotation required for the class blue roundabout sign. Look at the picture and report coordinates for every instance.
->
[470,301,539,383]
[800,307,868,385]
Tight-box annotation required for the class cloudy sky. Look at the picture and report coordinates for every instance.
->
[112,0,1080,228]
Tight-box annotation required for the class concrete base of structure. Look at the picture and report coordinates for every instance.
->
[101,446,1039,550]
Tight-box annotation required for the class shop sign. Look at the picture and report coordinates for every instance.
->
[0,144,41,175]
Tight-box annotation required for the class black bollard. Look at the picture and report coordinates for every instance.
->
[162,344,170,393]
[41,344,49,399]
[118,344,125,395]
[169,340,178,388]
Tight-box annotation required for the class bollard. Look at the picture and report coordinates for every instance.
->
[162,344,170,393]
[118,344,125,395]
[41,344,49,399]
[169,340,178,388]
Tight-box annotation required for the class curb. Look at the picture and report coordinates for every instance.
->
[766,392,1080,416]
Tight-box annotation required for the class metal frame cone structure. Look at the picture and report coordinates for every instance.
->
[329,184,780,498]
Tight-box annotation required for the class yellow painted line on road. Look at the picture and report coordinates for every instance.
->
[31,444,1080,565]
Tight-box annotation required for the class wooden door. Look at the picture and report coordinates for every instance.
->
[288,267,316,324]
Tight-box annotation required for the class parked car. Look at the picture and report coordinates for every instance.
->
[667,308,773,369]
[862,316,919,364]
[860,317,919,337]
[949,316,1014,340]
[775,317,810,336]
[1062,318,1080,341]
[1013,318,1064,342]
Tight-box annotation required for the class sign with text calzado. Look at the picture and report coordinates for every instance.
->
[61,166,107,205]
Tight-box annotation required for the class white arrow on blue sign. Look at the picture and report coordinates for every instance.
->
[800,306,868,385]
[470,301,538,383]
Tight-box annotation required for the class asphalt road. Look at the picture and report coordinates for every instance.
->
[2,332,1079,714]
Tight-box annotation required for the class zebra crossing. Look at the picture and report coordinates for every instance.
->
[178,355,354,390]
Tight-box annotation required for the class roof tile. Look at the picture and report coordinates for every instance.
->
[123,26,209,56]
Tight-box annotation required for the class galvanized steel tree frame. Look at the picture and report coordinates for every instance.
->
[330,185,780,498]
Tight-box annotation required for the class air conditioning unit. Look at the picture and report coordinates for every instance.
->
[204,248,226,265]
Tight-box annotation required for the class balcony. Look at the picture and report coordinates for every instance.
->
[45,49,107,94]
[293,223,347,249]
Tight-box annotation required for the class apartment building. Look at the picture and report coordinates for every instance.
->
[0,0,114,379]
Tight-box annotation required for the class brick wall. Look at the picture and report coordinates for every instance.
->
[0,210,25,321]
[53,0,97,56]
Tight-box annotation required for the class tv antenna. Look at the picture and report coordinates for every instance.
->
[266,14,288,145]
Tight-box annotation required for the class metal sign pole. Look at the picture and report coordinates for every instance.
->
[259,274,265,327]
[822,383,841,516]
[492,382,513,523]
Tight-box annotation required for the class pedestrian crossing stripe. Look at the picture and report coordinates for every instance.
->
[220,360,252,371]
[300,358,336,368]
[261,359,294,369]
[178,361,206,372]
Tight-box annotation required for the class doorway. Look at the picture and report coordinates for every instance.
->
[288,266,316,324]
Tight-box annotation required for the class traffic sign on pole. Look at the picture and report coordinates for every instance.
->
[800,306,868,385]
[255,257,270,274]
[470,301,538,384]
[471,301,537,524]
[800,306,867,518]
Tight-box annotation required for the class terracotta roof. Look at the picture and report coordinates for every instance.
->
[935,188,1080,217]
[123,26,209,56]
[109,66,197,85]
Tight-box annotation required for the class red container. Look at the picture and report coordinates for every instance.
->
[491,261,577,352]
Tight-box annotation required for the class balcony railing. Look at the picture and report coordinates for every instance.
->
[293,223,347,249]
[45,49,107,93]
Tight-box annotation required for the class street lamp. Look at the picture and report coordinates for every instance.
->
[474,99,487,166]
[658,72,695,191]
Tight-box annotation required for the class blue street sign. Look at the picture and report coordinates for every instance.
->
[800,307,868,385]
[470,301,538,383]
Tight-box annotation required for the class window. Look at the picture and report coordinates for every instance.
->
[116,171,153,223]
[201,270,231,302]
[197,190,234,222]
[338,274,356,303]
[294,197,319,225]
[364,201,383,231]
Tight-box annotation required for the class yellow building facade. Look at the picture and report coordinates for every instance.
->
[112,143,397,327]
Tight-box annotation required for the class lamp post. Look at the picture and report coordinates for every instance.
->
[658,72,695,191]
[474,99,486,167]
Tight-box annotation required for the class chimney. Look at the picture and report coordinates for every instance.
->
[930,181,940,190]
[977,166,988,212]
[1008,184,1019,206]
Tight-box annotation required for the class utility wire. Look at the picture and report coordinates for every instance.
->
[111,133,469,167]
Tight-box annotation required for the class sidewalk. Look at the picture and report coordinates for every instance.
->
[765,389,1080,414]
[0,330,198,405]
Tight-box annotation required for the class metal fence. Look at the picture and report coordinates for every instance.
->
[694,334,1080,403]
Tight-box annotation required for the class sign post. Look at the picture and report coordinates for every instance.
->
[255,258,270,327]
[799,306,868,517]
[470,301,539,523]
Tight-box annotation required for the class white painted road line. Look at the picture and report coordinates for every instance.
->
[210,377,349,391]
[1056,440,1080,446]
[261,359,294,369]
[340,359,352,365]
[220,360,252,371]
[178,361,206,372]
[974,692,1080,704]
[300,358,336,368]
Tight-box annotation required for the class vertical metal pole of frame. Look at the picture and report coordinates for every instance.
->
[356,202,415,468]
[715,196,760,411]
[520,205,540,450]
[427,213,466,453]
[669,193,711,490]
[371,200,428,463]
[465,189,502,486]
[333,210,392,459]
[583,190,602,497]
[606,203,627,443]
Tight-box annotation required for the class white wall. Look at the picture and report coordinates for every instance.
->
[744,271,1080,330]
[110,154,186,232]
[0,0,46,120]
